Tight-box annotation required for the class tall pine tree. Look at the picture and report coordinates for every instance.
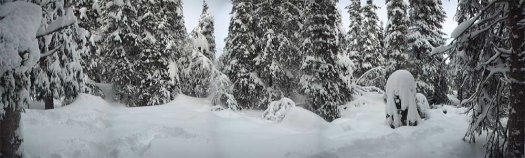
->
[100,0,180,106]
[0,2,42,156]
[359,0,384,77]
[444,0,525,156]
[345,0,363,74]
[180,0,215,98]
[190,0,215,60]
[31,0,85,109]
[384,0,409,73]
[221,0,265,109]
[300,0,351,122]
[407,0,447,105]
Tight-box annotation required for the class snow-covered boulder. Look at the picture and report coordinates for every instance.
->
[416,93,431,119]
[385,70,421,128]
[263,98,296,122]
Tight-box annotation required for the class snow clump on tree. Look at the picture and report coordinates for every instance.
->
[385,70,421,128]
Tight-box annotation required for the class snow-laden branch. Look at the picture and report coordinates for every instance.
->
[36,8,77,38]
[449,0,499,40]
[39,43,64,59]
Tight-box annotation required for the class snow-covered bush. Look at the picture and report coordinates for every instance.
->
[416,93,430,119]
[210,70,239,111]
[263,97,296,122]
[385,70,421,128]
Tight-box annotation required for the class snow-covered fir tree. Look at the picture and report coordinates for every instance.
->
[344,0,362,72]
[210,69,239,110]
[72,0,104,97]
[190,0,215,60]
[1,1,58,156]
[73,0,104,82]
[180,1,215,98]
[99,0,180,106]
[407,0,447,105]
[443,0,525,156]
[253,0,293,106]
[274,0,305,97]
[384,0,409,73]
[30,0,85,109]
[358,0,384,77]
[278,0,305,77]
[300,0,351,122]
[221,0,265,109]
[180,31,213,98]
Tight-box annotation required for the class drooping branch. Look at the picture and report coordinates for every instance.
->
[39,43,64,59]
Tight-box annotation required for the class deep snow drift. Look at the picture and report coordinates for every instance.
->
[22,92,485,158]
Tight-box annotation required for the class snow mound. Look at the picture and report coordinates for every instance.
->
[281,107,327,130]
[385,70,421,128]
[22,93,484,157]
[416,93,430,119]
[263,97,296,122]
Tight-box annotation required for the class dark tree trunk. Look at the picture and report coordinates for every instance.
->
[44,95,54,110]
[506,3,525,157]
[0,104,23,158]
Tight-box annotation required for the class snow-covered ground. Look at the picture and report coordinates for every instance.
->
[22,92,485,158]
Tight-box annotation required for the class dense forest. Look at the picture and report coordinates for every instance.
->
[0,0,523,157]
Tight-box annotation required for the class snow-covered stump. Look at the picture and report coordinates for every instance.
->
[416,93,431,119]
[385,70,421,128]
[263,98,296,122]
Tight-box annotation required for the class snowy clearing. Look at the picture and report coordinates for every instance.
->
[22,92,485,158]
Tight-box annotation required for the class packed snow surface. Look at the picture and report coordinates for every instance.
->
[22,92,485,158]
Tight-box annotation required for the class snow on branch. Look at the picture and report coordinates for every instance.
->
[36,8,77,38]
[449,1,498,40]
[39,43,64,59]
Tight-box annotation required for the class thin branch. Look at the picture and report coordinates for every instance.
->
[40,43,64,59]
[36,22,75,38]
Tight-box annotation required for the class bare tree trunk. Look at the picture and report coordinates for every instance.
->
[44,95,54,110]
[506,3,525,157]
[0,105,23,158]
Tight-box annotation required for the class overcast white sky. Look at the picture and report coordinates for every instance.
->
[181,0,458,58]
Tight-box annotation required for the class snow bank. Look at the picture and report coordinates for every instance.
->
[280,107,327,130]
[22,93,484,158]
[385,70,421,128]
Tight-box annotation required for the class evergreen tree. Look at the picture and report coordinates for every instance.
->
[407,0,447,105]
[300,0,351,122]
[359,0,384,77]
[190,0,215,60]
[345,0,362,73]
[180,1,215,98]
[72,0,105,97]
[444,0,525,156]
[384,0,409,73]
[99,0,180,106]
[73,0,105,82]
[180,31,213,98]
[1,1,54,156]
[222,0,265,109]
[31,0,85,109]
[275,0,305,97]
